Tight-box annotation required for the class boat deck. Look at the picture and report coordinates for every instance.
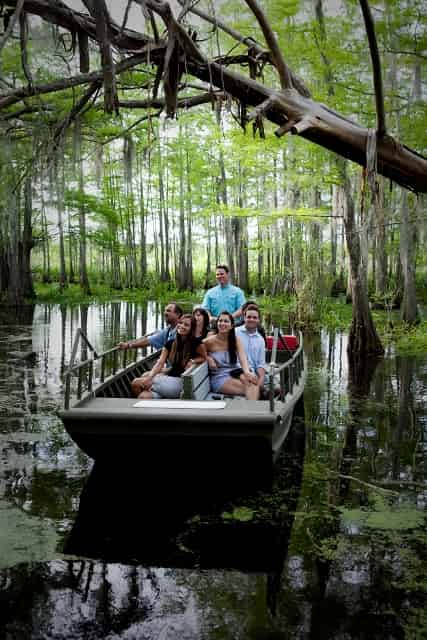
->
[61,396,278,437]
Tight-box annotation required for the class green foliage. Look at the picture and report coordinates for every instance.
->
[392,321,427,355]
[221,506,255,522]
[340,504,424,531]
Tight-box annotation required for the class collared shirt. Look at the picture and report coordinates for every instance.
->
[147,325,177,350]
[235,325,266,373]
[202,283,246,318]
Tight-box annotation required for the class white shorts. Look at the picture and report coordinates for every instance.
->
[151,375,183,399]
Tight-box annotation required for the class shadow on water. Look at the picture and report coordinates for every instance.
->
[65,411,306,574]
[0,417,307,640]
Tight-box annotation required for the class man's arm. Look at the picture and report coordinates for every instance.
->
[119,327,167,350]
[119,336,150,350]
[255,338,266,387]
[231,288,246,318]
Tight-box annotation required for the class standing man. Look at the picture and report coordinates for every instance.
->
[202,265,246,324]
[118,302,183,351]
[235,305,266,395]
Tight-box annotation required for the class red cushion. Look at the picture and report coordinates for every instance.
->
[266,335,298,351]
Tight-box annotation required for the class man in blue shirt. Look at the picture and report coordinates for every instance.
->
[235,305,266,393]
[118,302,183,351]
[202,264,246,323]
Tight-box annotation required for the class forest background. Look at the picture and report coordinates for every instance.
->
[0,0,425,355]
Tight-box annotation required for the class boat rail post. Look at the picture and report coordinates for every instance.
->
[100,354,106,382]
[64,372,71,409]
[88,359,93,392]
[269,328,279,412]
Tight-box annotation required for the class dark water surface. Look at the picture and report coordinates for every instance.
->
[0,302,425,639]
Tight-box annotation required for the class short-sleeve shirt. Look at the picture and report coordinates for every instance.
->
[147,325,177,350]
[201,283,246,319]
[235,326,266,373]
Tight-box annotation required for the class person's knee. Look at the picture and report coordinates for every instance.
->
[131,378,142,396]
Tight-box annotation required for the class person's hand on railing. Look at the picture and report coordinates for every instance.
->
[118,341,135,350]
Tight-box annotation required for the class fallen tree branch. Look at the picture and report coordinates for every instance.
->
[186,59,427,193]
[1,0,426,193]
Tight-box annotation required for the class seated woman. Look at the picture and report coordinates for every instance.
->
[131,314,206,399]
[192,306,210,342]
[203,311,260,400]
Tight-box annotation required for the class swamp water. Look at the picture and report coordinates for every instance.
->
[0,302,425,639]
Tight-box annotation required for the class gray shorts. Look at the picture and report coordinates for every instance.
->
[151,375,183,399]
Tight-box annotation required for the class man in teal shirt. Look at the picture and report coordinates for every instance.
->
[202,264,246,323]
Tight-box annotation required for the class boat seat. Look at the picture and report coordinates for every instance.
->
[181,362,246,401]
[181,361,211,400]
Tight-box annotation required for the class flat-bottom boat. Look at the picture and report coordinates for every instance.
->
[58,329,306,464]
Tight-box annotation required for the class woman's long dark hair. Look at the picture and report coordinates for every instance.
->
[169,314,196,369]
[192,307,210,338]
[216,311,237,364]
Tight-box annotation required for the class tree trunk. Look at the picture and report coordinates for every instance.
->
[53,157,67,291]
[75,120,91,295]
[185,144,193,290]
[400,190,419,325]
[6,190,24,305]
[374,177,387,299]
[343,175,384,357]
[22,176,35,299]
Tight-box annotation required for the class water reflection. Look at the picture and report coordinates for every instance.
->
[1,420,306,639]
[0,307,425,639]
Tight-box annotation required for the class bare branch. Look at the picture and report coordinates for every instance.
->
[78,31,90,73]
[0,50,159,110]
[359,0,386,137]
[119,90,225,110]
[0,0,25,55]
[139,0,206,62]
[176,0,310,97]
[19,11,34,90]
[243,0,293,90]
[91,0,118,114]
[53,80,101,145]
[3,0,154,51]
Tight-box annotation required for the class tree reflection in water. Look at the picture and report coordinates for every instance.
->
[1,420,306,639]
[0,307,425,640]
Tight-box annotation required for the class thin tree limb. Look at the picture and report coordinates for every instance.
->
[243,0,293,90]
[0,0,25,55]
[19,11,34,91]
[176,0,310,97]
[119,90,225,110]
[0,50,159,110]
[91,0,118,114]
[359,0,386,137]
[53,80,101,145]
[138,0,206,62]
[78,31,90,73]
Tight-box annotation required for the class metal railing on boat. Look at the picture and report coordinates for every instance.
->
[63,329,156,409]
[63,327,305,411]
[268,330,304,412]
